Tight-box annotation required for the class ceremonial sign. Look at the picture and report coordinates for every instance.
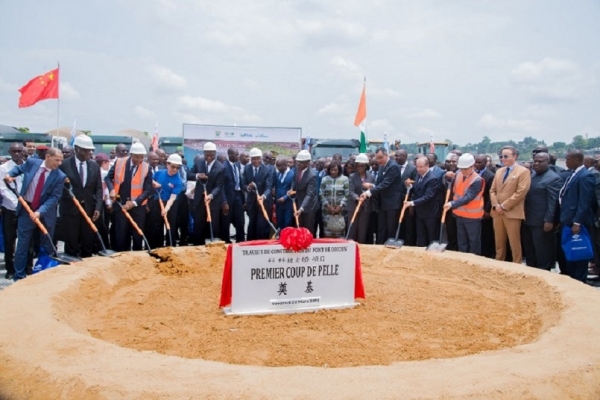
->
[220,239,365,315]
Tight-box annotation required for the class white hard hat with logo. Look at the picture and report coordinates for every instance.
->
[296,150,311,162]
[73,135,95,150]
[130,142,147,155]
[167,154,182,165]
[203,142,217,151]
[249,148,262,158]
[457,153,475,169]
[355,153,369,164]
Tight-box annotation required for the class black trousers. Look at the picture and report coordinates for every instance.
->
[145,198,163,249]
[62,209,96,258]
[114,204,146,251]
[300,211,316,236]
[376,208,400,245]
[444,212,458,251]
[175,192,190,244]
[246,206,271,240]
[314,208,324,238]
[221,191,245,243]
[94,207,110,252]
[192,202,220,245]
[2,207,17,275]
[416,217,438,247]
[522,224,555,270]
[480,216,496,259]
[400,211,416,246]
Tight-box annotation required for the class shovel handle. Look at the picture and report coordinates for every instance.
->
[116,201,144,237]
[16,196,49,235]
[158,197,171,230]
[441,187,452,224]
[292,199,300,227]
[203,192,212,223]
[256,191,271,222]
[349,198,364,225]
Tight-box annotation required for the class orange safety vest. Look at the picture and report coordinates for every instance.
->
[452,171,484,219]
[113,157,149,205]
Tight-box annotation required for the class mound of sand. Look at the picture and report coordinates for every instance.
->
[0,245,599,399]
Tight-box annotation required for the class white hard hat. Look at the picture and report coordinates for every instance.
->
[167,154,182,165]
[355,153,369,164]
[296,150,311,162]
[249,148,262,158]
[203,142,217,151]
[130,142,147,155]
[73,135,95,150]
[457,153,475,169]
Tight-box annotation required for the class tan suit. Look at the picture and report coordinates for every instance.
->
[489,164,531,263]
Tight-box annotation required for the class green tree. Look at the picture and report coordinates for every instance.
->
[572,135,587,150]
[17,127,29,133]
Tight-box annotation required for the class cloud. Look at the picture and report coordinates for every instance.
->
[317,102,343,115]
[399,108,442,119]
[330,56,363,79]
[147,65,187,90]
[59,82,80,100]
[133,105,155,119]
[478,113,539,132]
[510,57,593,102]
[176,95,243,113]
[0,77,17,93]
[370,118,395,133]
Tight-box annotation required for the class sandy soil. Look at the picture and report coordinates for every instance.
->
[0,245,600,399]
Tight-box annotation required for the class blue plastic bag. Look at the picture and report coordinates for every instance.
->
[561,225,594,262]
[32,247,61,274]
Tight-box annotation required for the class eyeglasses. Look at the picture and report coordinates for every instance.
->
[501,155,511,159]
[168,164,181,170]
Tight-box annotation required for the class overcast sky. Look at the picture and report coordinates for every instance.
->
[1,0,599,145]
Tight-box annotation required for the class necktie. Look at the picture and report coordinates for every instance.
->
[79,162,85,186]
[297,170,302,183]
[502,167,510,183]
[234,164,240,190]
[254,167,258,178]
[131,164,137,177]
[31,168,47,211]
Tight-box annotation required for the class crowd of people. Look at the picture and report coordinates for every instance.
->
[1,137,597,285]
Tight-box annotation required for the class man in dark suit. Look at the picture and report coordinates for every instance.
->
[291,150,318,235]
[243,148,273,240]
[360,147,402,244]
[475,154,496,259]
[59,135,103,258]
[559,150,597,282]
[188,142,225,245]
[405,156,441,246]
[395,149,417,245]
[5,148,66,281]
[522,153,562,270]
[106,142,154,251]
[221,147,245,243]
[274,157,294,230]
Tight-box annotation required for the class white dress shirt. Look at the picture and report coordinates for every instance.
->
[0,160,23,211]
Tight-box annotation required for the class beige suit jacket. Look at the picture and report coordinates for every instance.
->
[489,164,531,220]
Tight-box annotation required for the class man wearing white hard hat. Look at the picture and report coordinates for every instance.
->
[58,135,104,258]
[188,141,225,245]
[105,142,154,251]
[442,153,484,255]
[242,147,273,240]
[290,150,318,235]
[147,154,185,248]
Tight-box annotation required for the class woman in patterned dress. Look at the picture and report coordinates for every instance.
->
[319,161,349,238]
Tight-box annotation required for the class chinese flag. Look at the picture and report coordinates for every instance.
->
[18,68,59,108]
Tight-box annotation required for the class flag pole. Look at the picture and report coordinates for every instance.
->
[363,76,367,144]
[56,61,60,137]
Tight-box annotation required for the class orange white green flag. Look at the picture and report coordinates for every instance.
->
[354,78,367,152]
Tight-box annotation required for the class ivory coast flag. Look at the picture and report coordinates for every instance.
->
[354,78,367,153]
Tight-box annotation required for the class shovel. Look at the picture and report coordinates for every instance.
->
[199,180,221,244]
[384,185,413,249]
[345,198,364,240]
[114,199,152,252]
[427,183,452,252]
[256,191,280,239]
[157,191,173,247]
[64,179,116,257]
[6,180,82,264]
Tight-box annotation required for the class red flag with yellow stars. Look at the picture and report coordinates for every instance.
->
[18,68,59,108]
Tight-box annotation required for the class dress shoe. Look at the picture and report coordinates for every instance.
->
[5,273,14,280]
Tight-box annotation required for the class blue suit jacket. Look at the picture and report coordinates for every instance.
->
[222,160,243,207]
[559,168,597,227]
[242,163,273,211]
[411,170,441,219]
[8,157,66,228]
[274,169,294,210]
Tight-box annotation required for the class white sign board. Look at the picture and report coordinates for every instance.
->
[225,242,357,315]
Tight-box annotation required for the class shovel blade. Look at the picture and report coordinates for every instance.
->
[205,238,223,246]
[426,241,448,252]
[52,253,83,264]
[98,250,118,257]
[384,238,404,249]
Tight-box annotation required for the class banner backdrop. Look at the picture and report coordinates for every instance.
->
[183,124,301,161]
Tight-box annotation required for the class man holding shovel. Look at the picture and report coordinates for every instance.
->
[442,154,484,255]
[404,156,440,247]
